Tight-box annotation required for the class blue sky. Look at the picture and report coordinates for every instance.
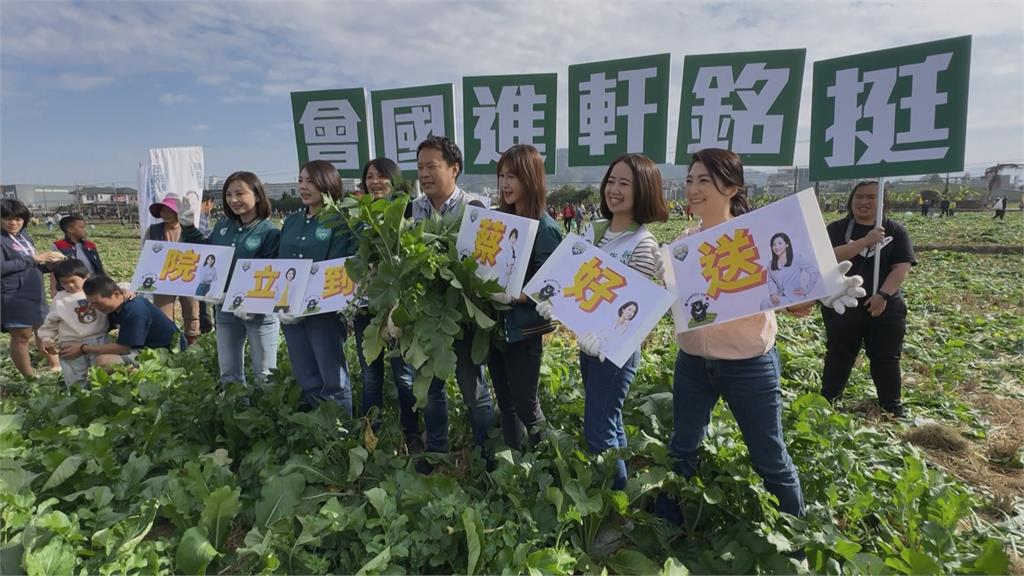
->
[1,0,1021,186]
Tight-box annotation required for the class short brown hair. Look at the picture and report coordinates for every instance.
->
[688,148,750,217]
[497,144,547,220]
[221,171,272,221]
[599,154,668,224]
[301,160,344,201]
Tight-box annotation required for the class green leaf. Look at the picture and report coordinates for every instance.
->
[462,295,496,330]
[0,460,38,493]
[833,538,861,562]
[606,549,659,575]
[563,480,602,517]
[348,446,368,482]
[254,473,305,528]
[200,486,241,550]
[355,546,391,576]
[24,537,76,576]
[966,539,1010,575]
[41,455,84,491]
[462,507,483,575]
[660,557,690,576]
[175,526,219,576]
[702,484,724,505]
[90,500,157,559]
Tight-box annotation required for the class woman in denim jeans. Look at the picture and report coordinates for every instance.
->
[539,154,668,490]
[661,148,862,519]
[181,172,281,387]
[277,160,356,413]
[352,157,421,450]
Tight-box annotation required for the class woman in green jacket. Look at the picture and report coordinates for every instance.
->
[487,144,564,450]
[277,160,355,412]
[181,172,281,386]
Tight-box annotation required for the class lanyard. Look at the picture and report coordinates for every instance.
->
[9,233,36,257]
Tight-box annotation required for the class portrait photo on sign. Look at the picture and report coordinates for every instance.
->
[525,233,675,367]
[663,189,844,333]
[223,258,313,315]
[456,206,539,297]
[130,241,235,302]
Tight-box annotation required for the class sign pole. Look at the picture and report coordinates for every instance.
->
[872,177,885,294]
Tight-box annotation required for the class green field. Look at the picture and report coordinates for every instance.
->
[1,212,1021,574]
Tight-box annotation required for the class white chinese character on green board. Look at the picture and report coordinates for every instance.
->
[472,85,547,164]
[825,53,953,167]
[578,68,657,156]
[299,100,361,170]
[690,64,788,153]
[382,96,444,163]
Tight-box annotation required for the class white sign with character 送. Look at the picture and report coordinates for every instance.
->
[524,233,675,367]
[662,189,844,333]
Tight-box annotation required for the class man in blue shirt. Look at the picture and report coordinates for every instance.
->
[63,275,183,369]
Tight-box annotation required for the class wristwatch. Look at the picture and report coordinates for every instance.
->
[877,290,892,301]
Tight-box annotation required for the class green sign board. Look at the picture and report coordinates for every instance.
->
[809,36,971,180]
[462,74,558,175]
[568,53,670,166]
[290,88,371,178]
[676,49,805,166]
[370,83,456,177]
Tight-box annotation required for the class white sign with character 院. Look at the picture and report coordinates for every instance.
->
[223,259,313,315]
[662,188,843,333]
[524,233,675,367]
[131,241,235,302]
[296,257,358,317]
[456,206,539,297]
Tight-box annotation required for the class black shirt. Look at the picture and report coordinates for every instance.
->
[826,216,916,301]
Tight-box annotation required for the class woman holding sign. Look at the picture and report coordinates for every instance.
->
[540,153,667,489]
[277,160,355,412]
[660,148,865,521]
[821,181,915,416]
[181,172,281,388]
[354,158,420,447]
[487,144,564,451]
[146,196,200,344]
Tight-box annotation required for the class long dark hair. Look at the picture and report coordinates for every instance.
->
[301,160,344,201]
[497,144,547,220]
[361,157,400,196]
[769,232,793,270]
[598,154,669,224]
[222,172,272,221]
[688,148,750,217]
[844,180,889,217]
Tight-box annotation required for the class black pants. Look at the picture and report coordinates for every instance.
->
[487,335,546,450]
[993,210,1006,220]
[821,300,907,409]
[563,217,572,232]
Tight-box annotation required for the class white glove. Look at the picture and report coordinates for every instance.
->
[820,261,866,315]
[278,313,302,325]
[232,308,254,321]
[386,307,402,340]
[490,292,514,305]
[177,194,196,228]
[579,332,605,362]
[535,299,556,321]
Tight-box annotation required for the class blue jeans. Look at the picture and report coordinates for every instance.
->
[668,348,805,516]
[282,313,352,414]
[353,312,418,438]
[580,350,639,490]
[215,308,279,386]
[423,327,495,453]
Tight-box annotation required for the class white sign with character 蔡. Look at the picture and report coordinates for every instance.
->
[456,206,539,298]
[131,241,235,302]
[223,259,313,316]
[662,189,844,333]
[524,233,675,367]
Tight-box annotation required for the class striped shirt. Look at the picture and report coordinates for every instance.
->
[594,229,660,280]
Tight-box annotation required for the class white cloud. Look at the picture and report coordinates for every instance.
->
[160,93,188,105]
[197,73,230,86]
[54,72,113,91]
[191,124,209,132]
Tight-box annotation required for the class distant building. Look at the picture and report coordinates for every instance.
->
[1,184,76,210]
